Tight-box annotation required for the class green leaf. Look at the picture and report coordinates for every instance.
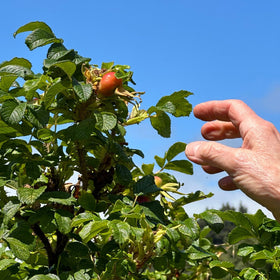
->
[58,119,95,142]
[71,212,100,227]
[134,175,161,195]
[154,155,165,168]
[79,220,109,243]
[14,21,54,37]
[0,99,26,125]
[0,76,17,92]
[217,210,252,231]
[237,246,255,257]
[2,201,21,224]
[44,59,76,80]
[26,105,49,129]
[186,244,215,260]
[0,259,16,271]
[43,78,67,108]
[29,274,60,280]
[141,163,154,175]
[115,164,132,186]
[25,28,62,51]
[164,160,193,175]
[110,220,131,244]
[94,111,117,131]
[101,62,114,70]
[54,210,72,234]
[173,191,213,208]
[228,226,255,244]
[179,218,200,239]
[78,192,96,211]
[0,65,33,79]
[150,110,171,138]
[240,268,260,280]
[17,186,47,205]
[39,191,76,205]
[166,142,186,162]
[156,90,193,117]
[0,57,32,69]
[140,201,167,224]
[6,237,30,260]
[73,81,92,102]
[196,210,224,233]
[47,43,74,60]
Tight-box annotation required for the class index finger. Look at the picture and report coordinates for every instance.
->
[193,99,262,137]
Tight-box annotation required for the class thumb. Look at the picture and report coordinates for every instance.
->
[185,141,239,174]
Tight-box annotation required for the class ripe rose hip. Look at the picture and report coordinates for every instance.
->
[97,71,122,97]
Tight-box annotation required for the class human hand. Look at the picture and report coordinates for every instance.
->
[185,100,280,221]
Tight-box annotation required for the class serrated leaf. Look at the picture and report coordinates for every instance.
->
[43,78,66,108]
[173,191,213,208]
[228,226,255,244]
[26,105,49,129]
[79,220,109,243]
[186,244,215,260]
[29,274,60,280]
[14,21,54,37]
[0,65,33,79]
[6,237,30,260]
[78,192,96,211]
[54,210,72,234]
[71,212,100,227]
[150,110,171,138]
[156,90,193,117]
[73,81,92,102]
[218,210,252,231]
[0,99,26,125]
[2,201,21,224]
[115,164,132,186]
[17,186,46,204]
[179,218,200,239]
[47,43,74,60]
[237,246,255,257]
[101,61,114,70]
[110,220,131,244]
[39,191,76,205]
[196,210,224,233]
[141,163,154,175]
[164,160,193,175]
[166,142,186,162]
[44,59,76,80]
[154,155,165,168]
[0,259,17,271]
[94,112,117,131]
[24,28,62,50]
[209,260,235,269]
[134,175,161,195]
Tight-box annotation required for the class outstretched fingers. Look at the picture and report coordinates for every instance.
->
[185,141,239,175]
[201,121,240,141]
[193,100,261,138]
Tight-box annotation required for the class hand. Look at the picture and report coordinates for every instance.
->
[185,99,280,221]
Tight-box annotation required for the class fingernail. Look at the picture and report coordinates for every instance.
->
[186,142,200,157]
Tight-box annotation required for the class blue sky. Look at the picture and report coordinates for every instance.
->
[1,1,280,217]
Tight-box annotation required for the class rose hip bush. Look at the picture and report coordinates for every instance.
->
[1,22,280,280]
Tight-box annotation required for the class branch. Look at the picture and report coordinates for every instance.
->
[31,223,56,267]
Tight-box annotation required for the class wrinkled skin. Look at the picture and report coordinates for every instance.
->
[185,100,280,221]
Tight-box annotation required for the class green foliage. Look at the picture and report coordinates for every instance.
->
[0,21,280,280]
